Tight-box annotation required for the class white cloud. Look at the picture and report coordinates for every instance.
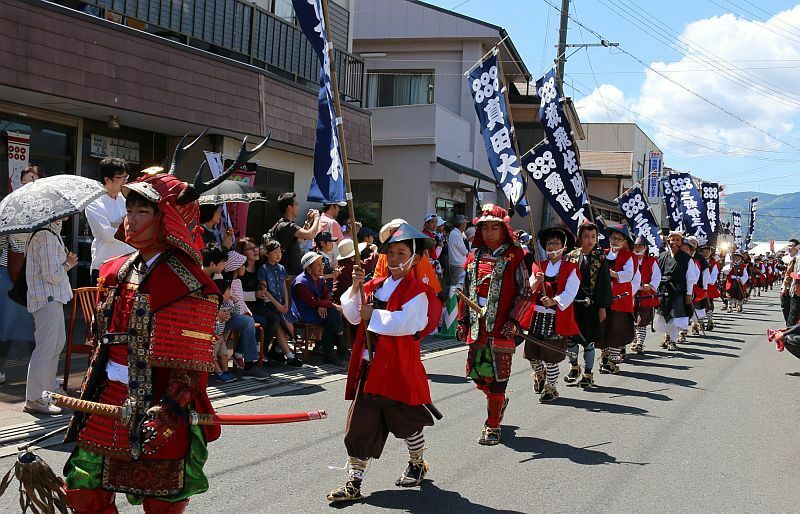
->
[580,6,800,157]
[574,84,631,122]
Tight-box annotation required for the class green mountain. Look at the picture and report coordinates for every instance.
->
[724,191,800,241]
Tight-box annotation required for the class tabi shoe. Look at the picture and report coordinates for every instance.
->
[737,304,743,313]
[564,364,582,384]
[539,384,560,403]
[619,346,627,360]
[327,480,363,502]
[395,460,429,487]
[532,370,546,393]
[691,322,700,336]
[478,425,501,445]
[678,331,687,344]
[578,371,595,388]
[667,340,678,351]
[631,341,644,354]
[23,399,61,415]
[706,318,715,331]
[599,357,619,374]
[661,336,670,349]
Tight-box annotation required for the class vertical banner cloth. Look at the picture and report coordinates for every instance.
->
[228,168,257,237]
[292,0,346,204]
[732,211,744,249]
[701,182,720,245]
[746,197,758,247]
[522,67,590,234]
[466,53,528,216]
[7,132,30,191]
[661,172,712,244]
[617,184,663,252]
[647,151,662,200]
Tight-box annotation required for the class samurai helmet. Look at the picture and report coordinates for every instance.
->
[471,204,516,248]
[120,131,270,263]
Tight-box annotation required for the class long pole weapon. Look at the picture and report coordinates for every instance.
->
[43,392,327,427]
[321,0,374,358]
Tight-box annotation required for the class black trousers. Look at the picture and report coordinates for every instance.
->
[787,296,800,327]
[782,293,791,324]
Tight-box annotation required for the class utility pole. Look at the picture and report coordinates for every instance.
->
[556,0,570,91]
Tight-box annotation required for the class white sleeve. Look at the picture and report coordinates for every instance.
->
[702,268,712,288]
[741,268,749,284]
[341,286,362,325]
[368,292,428,336]
[708,264,719,283]
[553,269,579,311]
[631,267,642,294]
[616,257,634,283]
[686,260,700,292]
[85,200,119,244]
[650,261,662,289]
[721,263,732,274]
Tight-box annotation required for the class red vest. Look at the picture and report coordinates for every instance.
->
[607,248,636,312]
[345,275,441,406]
[692,257,707,301]
[534,259,580,336]
[635,254,660,307]
[726,263,746,292]
[707,259,721,299]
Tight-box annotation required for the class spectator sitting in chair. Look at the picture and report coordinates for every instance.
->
[199,204,234,251]
[212,278,237,384]
[291,252,348,365]
[201,243,228,278]
[258,240,303,367]
[314,231,340,291]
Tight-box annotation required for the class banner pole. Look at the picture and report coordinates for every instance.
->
[321,0,373,356]
[495,51,543,264]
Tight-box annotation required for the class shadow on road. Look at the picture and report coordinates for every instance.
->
[272,384,326,396]
[336,480,525,513]
[615,370,701,389]
[634,350,703,361]
[701,334,745,343]
[542,397,653,416]
[502,426,649,467]
[624,359,693,371]
[426,373,470,384]
[587,385,672,402]
[678,347,740,358]
[680,340,740,350]
[786,372,800,377]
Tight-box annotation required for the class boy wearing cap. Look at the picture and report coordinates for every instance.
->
[374,219,442,295]
[654,232,699,350]
[327,223,441,502]
[632,236,661,354]
[701,245,720,331]
[458,205,529,445]
[524,227,580,402]
[598,224,638,373]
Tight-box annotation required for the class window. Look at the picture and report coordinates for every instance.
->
[272,0,295,23]
[436,198,465,225]
[366,71,434,108]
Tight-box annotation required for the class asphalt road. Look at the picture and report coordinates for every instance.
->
[1,290,796,513]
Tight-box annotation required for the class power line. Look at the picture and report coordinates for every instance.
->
[599,0,800,112]
[542,0,800,152]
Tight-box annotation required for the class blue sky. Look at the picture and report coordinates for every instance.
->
[426,0,800,194]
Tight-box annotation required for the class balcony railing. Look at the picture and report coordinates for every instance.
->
[55,0,364,105]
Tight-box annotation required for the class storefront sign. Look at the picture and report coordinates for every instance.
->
[90,134,140,163]
[647,151,662,200]
[7,131,30,191]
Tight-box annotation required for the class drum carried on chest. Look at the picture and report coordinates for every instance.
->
[531,311,556,340]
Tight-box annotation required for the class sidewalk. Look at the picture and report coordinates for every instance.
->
[0,332,462,456]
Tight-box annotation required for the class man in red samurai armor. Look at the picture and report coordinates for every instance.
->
[457,204,529,446]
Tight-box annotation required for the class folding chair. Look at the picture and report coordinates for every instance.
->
[64,286,101,391]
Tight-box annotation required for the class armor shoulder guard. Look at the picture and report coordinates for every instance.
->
[148,291,219,372]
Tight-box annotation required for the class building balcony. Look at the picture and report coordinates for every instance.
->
[50,0,364,105]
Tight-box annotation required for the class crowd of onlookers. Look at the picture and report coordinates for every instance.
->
[0,156,488,413]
